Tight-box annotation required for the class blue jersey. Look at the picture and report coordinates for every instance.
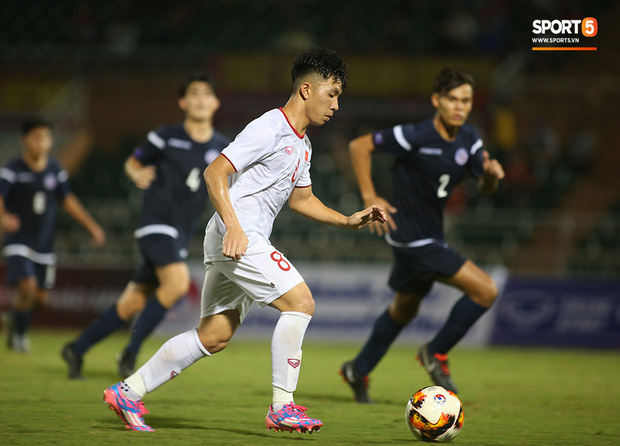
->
[0,158,71,260]
[373,118,484,245]
[133,123,229,240]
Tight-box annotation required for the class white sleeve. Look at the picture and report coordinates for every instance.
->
[221,120,275,172]
[296,153,312,188]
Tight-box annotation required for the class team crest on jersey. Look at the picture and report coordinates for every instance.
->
[454,148,469,166]
[43,173,57,190]
[204,148,220,164]
[284,146,294,155]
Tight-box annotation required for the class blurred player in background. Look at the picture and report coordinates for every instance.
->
[0,117,105,352]
[61,74,229,379]
[340,68,505,401]
[101,48,386,433]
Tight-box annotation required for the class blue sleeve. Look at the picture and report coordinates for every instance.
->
[133,128,165,164]
[372,124,416,158]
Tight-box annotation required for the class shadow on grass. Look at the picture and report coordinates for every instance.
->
[98,416,315,441]
[294,391,400,406]
[98,415,209,431]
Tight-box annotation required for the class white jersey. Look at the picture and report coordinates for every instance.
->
[204,108,312,261]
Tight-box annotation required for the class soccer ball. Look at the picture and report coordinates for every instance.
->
[405,386,464,442]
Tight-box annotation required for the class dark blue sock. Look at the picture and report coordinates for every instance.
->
[12,310,31,336]
[72,304,126,355]
[124,298,168,355]
[353,308,405,376]
[429,296,488,355]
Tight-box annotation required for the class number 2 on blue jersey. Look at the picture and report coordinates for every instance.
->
[437,174,450,198]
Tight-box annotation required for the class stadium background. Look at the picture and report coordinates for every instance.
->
[0,0,618,348]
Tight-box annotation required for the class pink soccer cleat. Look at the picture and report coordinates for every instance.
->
[265,403,322,433]
[103,383,154,432]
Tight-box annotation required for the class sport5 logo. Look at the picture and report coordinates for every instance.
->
[532,18,597,37]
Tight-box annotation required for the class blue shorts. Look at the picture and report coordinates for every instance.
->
[388,242,466,296]
[132,233,188,286]
[5,256,55,289]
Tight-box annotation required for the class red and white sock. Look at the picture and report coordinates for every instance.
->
[271,311,311,411]
[125,329,210,398]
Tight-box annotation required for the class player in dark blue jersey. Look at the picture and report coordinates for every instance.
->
[340,68,505,401]
[62,74,229,379]
[1,117,106,352]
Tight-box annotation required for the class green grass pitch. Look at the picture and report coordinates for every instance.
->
[1,330,619,445]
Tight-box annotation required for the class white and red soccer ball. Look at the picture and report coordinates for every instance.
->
[405,386,464,443]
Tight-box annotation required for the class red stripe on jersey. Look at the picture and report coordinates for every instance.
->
[304,150,308,161]
[279,108,305,139]
[221,154,237,172]
[295,183,311,188]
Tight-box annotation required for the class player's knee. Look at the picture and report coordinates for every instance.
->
[158,278,190,306]
[273,284,315,315]
[198,332,230,354]
[205,339,229,354]
[390,294,421,323]
[472,279,498,308]
[15,279,38,307]
[34,292,49,308]
[293,292,315,316]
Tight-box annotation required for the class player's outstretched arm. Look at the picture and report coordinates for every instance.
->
[478,150,505,194]
[62,193,106,247]
[349,134,397,235]
[288,186,386,230]
[124,155,156,190]
[204,155,248,260]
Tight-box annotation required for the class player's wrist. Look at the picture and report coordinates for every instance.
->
[361,195,377,204]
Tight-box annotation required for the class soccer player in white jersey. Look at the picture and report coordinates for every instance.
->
[102,48,387,433]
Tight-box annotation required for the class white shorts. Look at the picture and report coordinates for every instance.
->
[200,248,304,322]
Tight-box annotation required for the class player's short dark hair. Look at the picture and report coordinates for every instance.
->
[21,117,52,136]
[291,48,348,90]
[179,73,217,97]
[433,68,475,96]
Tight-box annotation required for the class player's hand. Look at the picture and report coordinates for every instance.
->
[363,196,397,236]
[222,224,249,260]
[90,224,106,248]
[131,165,157,189]
[347,205,387,230]
[0,213,20,233]
[482,150,505,180]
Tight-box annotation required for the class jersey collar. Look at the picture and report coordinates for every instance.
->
[278,108,305,139]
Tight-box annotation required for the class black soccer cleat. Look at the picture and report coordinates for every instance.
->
[117,350,137,379]
[61,343,84,380]
[417,344,459,394]
[340,361,374,403]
